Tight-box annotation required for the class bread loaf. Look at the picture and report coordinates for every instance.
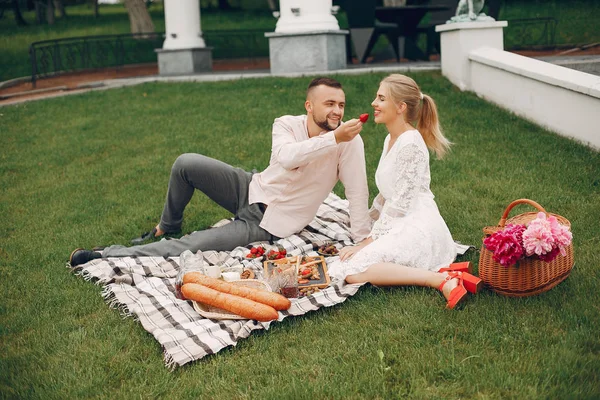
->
[183,272,291,311]
[181,283,279,322]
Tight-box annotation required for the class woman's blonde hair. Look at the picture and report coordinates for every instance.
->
[381,74,451,159]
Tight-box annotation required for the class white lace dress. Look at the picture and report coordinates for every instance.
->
[328,130,457,281]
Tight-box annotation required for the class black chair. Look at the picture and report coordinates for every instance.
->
[415,0,456,58]
[486,0,502,20]
[339,0,401,63]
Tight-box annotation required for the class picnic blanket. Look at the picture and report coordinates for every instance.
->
[70,192,471,368]
[70,193,366,368]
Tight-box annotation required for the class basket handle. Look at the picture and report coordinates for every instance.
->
[498,199,547,228]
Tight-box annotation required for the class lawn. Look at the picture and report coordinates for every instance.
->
[1,71,599,399]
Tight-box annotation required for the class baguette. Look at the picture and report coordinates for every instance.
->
[298,259,322,268]
[181,283,279,322]
[183,272,291,311]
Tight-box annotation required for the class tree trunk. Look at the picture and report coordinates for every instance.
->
[46,0,55,25]
[11,0,28,26]
[123,0,155,34]
[35,1,43,23]
[54,0,66,18]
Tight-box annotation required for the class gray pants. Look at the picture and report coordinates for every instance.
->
[103,154,274,257]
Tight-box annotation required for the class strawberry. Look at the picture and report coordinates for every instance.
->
[359,113,369,123]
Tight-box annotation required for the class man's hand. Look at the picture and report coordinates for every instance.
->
[334,118,363,143]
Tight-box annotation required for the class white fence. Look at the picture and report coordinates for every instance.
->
[438,21,600,150]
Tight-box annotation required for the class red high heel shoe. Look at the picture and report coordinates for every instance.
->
[460,272,483,294]
[438,272,468,309]
[439,262,482,293]
[439,261,472,274]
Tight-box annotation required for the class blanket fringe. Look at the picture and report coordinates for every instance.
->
[164,351,178,370]
[101,286,135,319]
[73,267,112,285]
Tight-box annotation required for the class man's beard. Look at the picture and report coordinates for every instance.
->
[314,114,341,132]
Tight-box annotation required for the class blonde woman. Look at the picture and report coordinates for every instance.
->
[328,74,481,309]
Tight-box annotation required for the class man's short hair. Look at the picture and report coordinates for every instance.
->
[307,77,343,96]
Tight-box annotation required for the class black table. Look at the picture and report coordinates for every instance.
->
[375,5,450,60]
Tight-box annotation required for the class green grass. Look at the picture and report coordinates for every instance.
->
[1,72,599,399]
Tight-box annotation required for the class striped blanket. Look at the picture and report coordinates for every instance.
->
[70,193,365,368]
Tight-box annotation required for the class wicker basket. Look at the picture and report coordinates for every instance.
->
[479,199,574,297]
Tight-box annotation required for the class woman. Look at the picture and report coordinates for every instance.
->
[328,74,481,309]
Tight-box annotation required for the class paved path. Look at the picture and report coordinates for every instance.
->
[0,59,440,107]
[1,45,598,107]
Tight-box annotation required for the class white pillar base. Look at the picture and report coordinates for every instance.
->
[436,21,508,91]
[155,47,213,76]
[265,30,348,74]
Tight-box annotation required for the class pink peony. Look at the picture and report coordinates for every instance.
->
[485,213,572,267]
[483,232,500,252]
[503,224,526,244]
[484,224,526,266]
[538,246,561,262]
[522,212,554,256]
[548,215,573,255]
[484,224,525,252]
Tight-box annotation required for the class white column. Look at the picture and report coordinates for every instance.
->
[275,0,340,33]
[436,21,508,91]
[156,0,211,75]
[162,0,205,50]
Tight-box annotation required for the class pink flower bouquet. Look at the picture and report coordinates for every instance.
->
[483,212,572,267]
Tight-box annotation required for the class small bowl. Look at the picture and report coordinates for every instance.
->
[317,244,339,257]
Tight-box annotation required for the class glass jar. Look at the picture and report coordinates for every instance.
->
[175,250,206,299]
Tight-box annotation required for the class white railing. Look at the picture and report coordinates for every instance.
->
[468,47,600,150]
[437,21,600,150]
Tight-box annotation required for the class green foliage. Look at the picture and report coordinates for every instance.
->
[1,72,599,399]
[0,3,276,81]
[2,1,600,82]
[501,0,600,47]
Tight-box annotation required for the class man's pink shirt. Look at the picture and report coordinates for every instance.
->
[249,115,371,241]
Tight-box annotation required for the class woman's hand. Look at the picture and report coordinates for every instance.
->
[339,238,373,261]
[338,246,358,261]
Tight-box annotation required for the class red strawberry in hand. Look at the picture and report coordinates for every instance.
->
[359,113,369,123]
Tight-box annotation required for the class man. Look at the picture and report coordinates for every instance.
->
[70,77,371,266]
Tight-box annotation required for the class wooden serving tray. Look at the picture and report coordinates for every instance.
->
[263,255,331,290]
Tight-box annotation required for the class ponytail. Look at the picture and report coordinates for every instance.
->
[418,94,451,159]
